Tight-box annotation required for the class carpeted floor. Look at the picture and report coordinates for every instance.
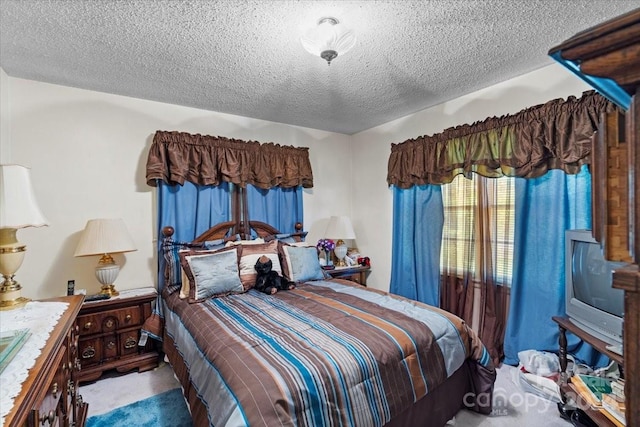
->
[80,362,571,426]
[86,388,193,427]
[79,361,181,417]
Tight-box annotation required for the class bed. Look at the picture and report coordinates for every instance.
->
[153,220,496,427]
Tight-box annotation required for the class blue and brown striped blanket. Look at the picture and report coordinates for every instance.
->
[163,280,494,427]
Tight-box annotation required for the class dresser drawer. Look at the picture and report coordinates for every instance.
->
[102,334,118,360]
[79,337,102,366]
[77,306,143,337]
[120,330,140,357]
[77,313,101,336]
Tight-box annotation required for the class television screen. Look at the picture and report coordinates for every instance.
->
[565,229,625,346]
[572,240,624,317]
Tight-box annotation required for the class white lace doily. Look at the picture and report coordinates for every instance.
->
[0,301,69,425]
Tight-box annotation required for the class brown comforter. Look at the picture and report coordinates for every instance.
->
[161,279,495,426]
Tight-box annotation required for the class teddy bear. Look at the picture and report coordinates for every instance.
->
[254,255,295,294]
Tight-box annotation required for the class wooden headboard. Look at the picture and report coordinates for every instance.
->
[162,220,305,244]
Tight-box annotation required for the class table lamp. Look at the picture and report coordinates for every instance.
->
[74,218,137,296]
[324,216,356,267]
[0,164,49,310]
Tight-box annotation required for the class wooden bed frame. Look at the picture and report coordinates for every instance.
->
[161,220,306,244]
[159,220,490,427]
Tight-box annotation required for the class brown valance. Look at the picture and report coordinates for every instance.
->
[387,91,616,188]
[146,131,314,189]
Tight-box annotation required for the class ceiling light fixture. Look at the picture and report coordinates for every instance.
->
[301,17,356,65]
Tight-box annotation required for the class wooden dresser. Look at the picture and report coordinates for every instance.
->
[549,8,640,427]
[76,290,159,383]
[3,295,88,427]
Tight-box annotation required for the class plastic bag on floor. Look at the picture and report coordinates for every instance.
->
[514,368,562,403]
[518,349,560,377]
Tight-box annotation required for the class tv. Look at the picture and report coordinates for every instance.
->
[565,229,625,346]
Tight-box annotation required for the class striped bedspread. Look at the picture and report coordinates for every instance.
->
[163,280,493,427]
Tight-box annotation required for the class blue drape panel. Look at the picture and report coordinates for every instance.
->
[246,184,303,234]
[504,166,605,366]
[156,180,231,289]
[390,185,443,307]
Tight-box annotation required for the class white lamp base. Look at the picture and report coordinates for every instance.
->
[96,259,120,296]
[334,241,348,267]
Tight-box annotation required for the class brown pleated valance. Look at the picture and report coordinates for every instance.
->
[146,131,313,189]
[387,91,615,188]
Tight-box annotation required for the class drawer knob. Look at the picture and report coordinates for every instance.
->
[82,346,96,359]
[125,314,132,322]
[83,321,92,330]
[51,381,58,399]
[105,319,114,328]
[124,336,137,349]
[39,410,55,425]
[107,340,116,350]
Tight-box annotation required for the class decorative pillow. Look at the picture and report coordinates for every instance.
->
[178,248,223,299]
[201,239,227,250]
[226,237,265,247]
[179,266,190,299]
[280,245,324,283]
[179,246,243,303]
[264,232,308,244]
[164,244,183,288]
[164,239,225,291]
[237,240,281,291]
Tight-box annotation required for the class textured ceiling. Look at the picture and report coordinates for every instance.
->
[1,1,638,135]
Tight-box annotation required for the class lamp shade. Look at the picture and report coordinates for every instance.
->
[0,164,48,229]
[74,218,137,257]
[324,216,356,240]
[301,17,356,64]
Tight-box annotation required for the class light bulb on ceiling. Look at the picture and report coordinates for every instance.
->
[301,17,356,65]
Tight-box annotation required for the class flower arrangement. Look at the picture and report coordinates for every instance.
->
[316,238,335,252]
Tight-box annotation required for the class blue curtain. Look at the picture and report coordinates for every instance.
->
[246,184,303,234]
[504,166,605,366]
[390,185,443,307]
[156,180,231,289]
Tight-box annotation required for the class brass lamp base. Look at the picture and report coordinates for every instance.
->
[99,284,119,297]
[0,296,30,311]
[0,278,30,311]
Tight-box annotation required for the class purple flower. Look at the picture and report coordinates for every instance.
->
[316,238,335,252]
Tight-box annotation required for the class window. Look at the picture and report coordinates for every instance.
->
[440,174,515,286]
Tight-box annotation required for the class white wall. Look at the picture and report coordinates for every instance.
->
[2,62,593,299]
[3,75,352,299]
[0,68,10,162]
[352,63,592,291]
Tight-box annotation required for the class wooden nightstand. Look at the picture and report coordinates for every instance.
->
[326,265,370,286]
[76,288,159,383]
